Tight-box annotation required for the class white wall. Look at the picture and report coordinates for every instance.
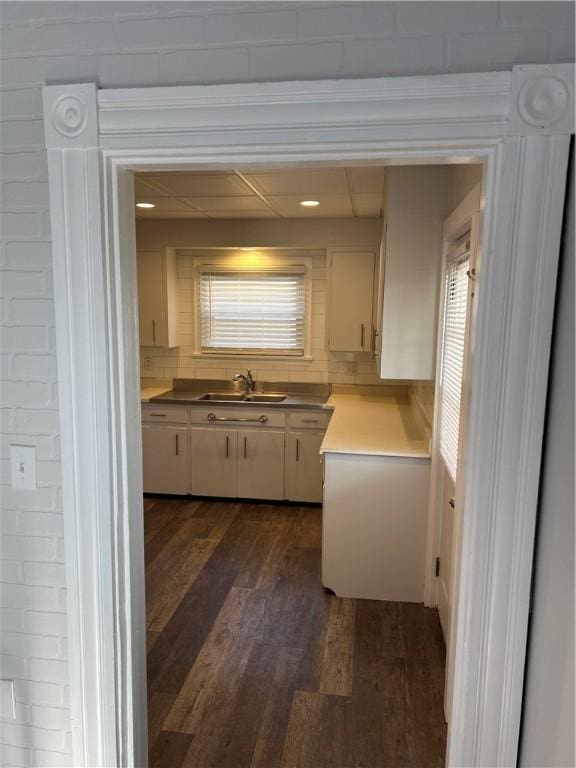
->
[0,2,573,764]
[519,156,575,768]
[138,218,384,385]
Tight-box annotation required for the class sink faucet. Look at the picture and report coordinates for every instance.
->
[233,369,255,393]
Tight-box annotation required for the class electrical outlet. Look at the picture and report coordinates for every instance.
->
[144,357,153,371]
[10,444,36,490]
[0,679,16,720]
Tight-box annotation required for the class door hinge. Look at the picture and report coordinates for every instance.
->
[435,557,440,577]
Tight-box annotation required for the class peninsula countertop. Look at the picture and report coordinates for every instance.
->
[320,392,431,459]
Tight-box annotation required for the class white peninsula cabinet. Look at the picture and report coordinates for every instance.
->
[137,248,179,348]
[320,394,431,602]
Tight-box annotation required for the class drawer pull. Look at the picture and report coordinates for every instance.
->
[149,413,167,417]
[152,319,156,344]
[296,438,300,462]
[175,434,179,456]
[225,435,229,458]
[360,323,365,348]
[243,436,247,459]
[207,412,268,424]
[302,419,319,424]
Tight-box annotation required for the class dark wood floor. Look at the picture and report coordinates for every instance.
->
[144,496,447,768]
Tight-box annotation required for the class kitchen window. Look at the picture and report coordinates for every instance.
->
[438,236,472,482]
[198,268,308,356]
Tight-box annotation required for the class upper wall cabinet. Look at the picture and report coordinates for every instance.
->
[137,248,179,348]
[327,249,375,353]
[377,167,454,380]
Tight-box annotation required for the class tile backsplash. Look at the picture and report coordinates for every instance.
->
[140,252,382,386]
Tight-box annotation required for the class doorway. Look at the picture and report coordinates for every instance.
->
[42,71,571,767]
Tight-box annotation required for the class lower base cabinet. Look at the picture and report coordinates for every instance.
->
[142,423,188,494]
[141,404,331,500]
[322,451,430,602]
[190,428,237,497]
[237,429,285,500]
[286,431,325,503]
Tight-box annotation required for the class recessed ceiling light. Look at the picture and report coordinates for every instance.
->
[136,202,155,209]
[300,200,320,207]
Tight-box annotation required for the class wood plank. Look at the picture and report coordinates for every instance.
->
[319,597,356,697]
[149,730,192,768]
[290,505,322,548]
[210,642,280,768]
[147,690,177,749]
[250,646,303,768]
[146,521,219,632]
[279,691,324,768]
[165,588,265,733]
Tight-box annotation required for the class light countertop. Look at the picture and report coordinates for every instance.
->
[141,385,171,403]
[320,393,431,459]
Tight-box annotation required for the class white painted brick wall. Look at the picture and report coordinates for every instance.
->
[0,1,573,764]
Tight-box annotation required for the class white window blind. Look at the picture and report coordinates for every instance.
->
[439,245,471,483]
[200,271,306,355]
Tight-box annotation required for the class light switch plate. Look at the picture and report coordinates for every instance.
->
[0,679,16,720]
[10,444,37,490]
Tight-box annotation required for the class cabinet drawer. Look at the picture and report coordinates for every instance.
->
[289,410,332,430]
[189,406,285,428]
[142,404,189,424]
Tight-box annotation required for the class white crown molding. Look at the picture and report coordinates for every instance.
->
[508,64,574,135]
[42,82,98,149]
[97,72,512,148]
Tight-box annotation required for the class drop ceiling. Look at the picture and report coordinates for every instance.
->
[134,167,386,219]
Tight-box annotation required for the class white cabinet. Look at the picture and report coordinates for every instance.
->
[142,423,188,494]
[237,429,285,500]
[286,431,324,503]
[377,166,454,379]
[137,248,178,348]
[322,451,430,602]
[327,249,375,352]
[189,428,236,497]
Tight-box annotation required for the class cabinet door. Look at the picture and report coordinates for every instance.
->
[137,251,164,347]
[190,428,237,497]
[328,250,375,352]
[237,430,285,500]
[286,431,324,503]
[137,249,179,348]
[142,424,188,494]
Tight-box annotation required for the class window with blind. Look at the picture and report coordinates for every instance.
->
[199,270,307,355]
[438,243,471,483]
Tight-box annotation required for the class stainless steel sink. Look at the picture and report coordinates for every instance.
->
[197,392,287,403]
[243,394,287,402]
[198,393,247,401]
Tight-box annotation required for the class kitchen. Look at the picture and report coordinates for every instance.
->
[137,163,482,766]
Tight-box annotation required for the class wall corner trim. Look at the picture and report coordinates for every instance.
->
[508,64,575,136]
[43,82,99,149]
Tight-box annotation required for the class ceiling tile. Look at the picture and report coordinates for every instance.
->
[352,193,384,217]
[347,167,386,194]
[267,195,354,216]
[246,169,349,196]
[141,172,252,197]
[179,195,273,213]
[135,196,199,212]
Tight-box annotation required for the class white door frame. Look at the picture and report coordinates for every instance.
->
[42,65,573,767]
